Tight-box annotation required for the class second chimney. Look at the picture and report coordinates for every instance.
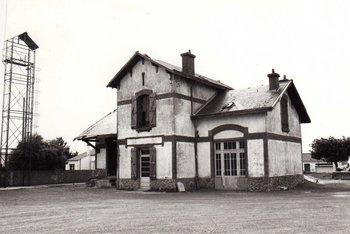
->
[181,50,196,75]
[267,69,280,91]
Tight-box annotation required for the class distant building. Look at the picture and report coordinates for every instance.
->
[65,149,95,170]
[302,153,334,173]
[76,51,311,191]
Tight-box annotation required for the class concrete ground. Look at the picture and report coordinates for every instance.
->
[1,184,350,233]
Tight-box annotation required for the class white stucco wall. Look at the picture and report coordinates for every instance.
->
[177,142,195,178]
[197,142,211,178]
[117,98,175,139]
[268,140,302,176]
[119,145,131,179]
[96,148,106,169]
[247,139,264,177]
[155,142,172,179]
[213,130,244,140]
[196,113,266,137]
[118,60,173,101]
[174,98,195,136]
[80,156,92,170]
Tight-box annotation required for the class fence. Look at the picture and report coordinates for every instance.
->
[0,169,106,187]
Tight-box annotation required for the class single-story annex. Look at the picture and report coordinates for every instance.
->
[75,51,311,191]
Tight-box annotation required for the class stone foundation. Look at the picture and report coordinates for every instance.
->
[117,178,203,191]
[118,179,140,190]
[116,175,303,192]
[198,177,215,189]
[247,175,304,192]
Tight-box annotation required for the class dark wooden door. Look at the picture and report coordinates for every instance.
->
[106,138,117,176]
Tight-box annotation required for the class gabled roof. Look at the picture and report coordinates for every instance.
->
[74,110,117,141]
[107,51,232,90]
[67,152,88,161]
[18,32,39,50]
[194,79,311,123]
[302,153,323,163]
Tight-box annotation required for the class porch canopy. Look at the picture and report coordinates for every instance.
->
[74,109,117,147]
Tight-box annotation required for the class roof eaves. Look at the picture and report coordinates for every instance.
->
[107,52,175,89]
[107,51,142,88]
[193,92,219,116]
[192,107,272,119]
[74,110,117,141]
[287,82,311,123]
[18,32,39,50]
[172,70,232,91]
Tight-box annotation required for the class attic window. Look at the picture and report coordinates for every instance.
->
[281,96,289,132]
[142,72,145,86]
[222,101,235,110]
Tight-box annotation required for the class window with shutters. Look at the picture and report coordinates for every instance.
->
[281,96,289,132]
[131,90,156,131]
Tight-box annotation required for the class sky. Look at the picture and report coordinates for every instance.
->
[0,0,350,154]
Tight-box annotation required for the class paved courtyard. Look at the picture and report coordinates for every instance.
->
[1,184,350,233]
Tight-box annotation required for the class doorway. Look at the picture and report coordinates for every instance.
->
[304,163,310,173]
[106,138,117,176]
[140,148,150,190]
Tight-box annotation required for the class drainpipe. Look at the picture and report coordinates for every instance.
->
[116,89,120,190]
[194,122,199,189]
[191,84,199,189]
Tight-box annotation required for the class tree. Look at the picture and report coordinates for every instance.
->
[8,134,78,171]
[311,136,350,168]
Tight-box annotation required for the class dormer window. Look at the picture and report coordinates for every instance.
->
[131,90,157,131]
[222,101,235,110]
[281,96,289,132]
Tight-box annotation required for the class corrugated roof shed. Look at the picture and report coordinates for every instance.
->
[74,110,117,141]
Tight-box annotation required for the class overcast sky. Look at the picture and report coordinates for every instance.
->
[1,0,350,154]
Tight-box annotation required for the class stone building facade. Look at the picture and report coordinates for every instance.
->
[76,51,310,191]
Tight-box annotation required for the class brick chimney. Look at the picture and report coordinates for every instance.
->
[267,69,280,91]
[181,50,196,75]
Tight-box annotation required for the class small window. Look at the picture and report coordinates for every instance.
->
[222,101,235,110]
[142,72,145,86]
[281,96,289,132]
[69,164,75,170]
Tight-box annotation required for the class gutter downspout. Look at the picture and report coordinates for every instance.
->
[116,89,120,190]
[191,83,199,189]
